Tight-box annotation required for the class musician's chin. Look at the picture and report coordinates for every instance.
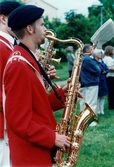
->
[41,39,45,44]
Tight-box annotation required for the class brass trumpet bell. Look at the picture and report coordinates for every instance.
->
[51,57,61,64]
[41,54,61,64]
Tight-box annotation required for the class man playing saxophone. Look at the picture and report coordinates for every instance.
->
[2,5,80,167]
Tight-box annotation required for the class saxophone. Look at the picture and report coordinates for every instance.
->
[41,30,61,66]
[46,34,98,167]
[41,30,61,90]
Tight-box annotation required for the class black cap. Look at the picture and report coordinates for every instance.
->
[8,5,44,31]
[0,1,21,15]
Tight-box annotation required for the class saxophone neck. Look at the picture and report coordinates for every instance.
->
[46,34,84,51]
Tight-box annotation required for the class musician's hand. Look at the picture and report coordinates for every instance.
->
[55,132,71,152]
[46,65,57,80]
[62,78,71,96]
[62,78,83,98]
[77,91,83,98]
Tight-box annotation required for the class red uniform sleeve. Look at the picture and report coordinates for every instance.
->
[0,41,12,138]
[48,88,66,111]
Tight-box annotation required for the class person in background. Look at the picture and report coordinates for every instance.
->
[0,2,21,167]
[79,44,101,126]
[92,49,109,115]
[103,45,114,110]
[66,46,75,77]
[3,5,72,167]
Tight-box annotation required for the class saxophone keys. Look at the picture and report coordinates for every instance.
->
[71,142,79,150]
[74,129,83,137]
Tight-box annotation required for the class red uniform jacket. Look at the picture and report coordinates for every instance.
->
[0,36,13,138]
[3,45,65,167]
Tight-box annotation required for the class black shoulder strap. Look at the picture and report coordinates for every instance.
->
[19,43,64,105]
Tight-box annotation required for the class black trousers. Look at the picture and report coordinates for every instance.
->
[69,70,72,77]
[107,76,114,110]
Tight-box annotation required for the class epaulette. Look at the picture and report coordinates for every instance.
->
[11,51,22,62]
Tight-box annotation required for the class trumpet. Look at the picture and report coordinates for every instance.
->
[52,57,61,64]
[40,53,61,65]
[36,30,61,90]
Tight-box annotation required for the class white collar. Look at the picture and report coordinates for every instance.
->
[30,50,39,61]
[0,31,14,45]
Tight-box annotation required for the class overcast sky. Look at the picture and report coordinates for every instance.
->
[44,0,102,21]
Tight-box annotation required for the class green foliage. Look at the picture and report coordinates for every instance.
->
[43,0,114,56]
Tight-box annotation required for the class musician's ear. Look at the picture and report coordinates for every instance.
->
[26,25,34,34]
[0,14,7,25]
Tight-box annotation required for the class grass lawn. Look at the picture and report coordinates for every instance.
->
[53,62,114,167]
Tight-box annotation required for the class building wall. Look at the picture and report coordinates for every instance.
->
[23,0,58,21]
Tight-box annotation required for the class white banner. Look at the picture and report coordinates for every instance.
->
[91,18,114,49]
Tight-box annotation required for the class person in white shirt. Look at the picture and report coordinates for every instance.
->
[103,45,114,110]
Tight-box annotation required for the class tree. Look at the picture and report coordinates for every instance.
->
[88,0,114,48]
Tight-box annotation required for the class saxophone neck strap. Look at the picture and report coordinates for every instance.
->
[18,43,64,104]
